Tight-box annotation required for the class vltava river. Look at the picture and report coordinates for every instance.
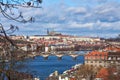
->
[16,51,87,80]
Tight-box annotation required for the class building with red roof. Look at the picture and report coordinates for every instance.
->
[85,51,108,67]
[85,50,120,67]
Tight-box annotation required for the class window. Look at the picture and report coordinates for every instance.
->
[108,57,111,60]
[99,60,102,63]
[117,57,120,60]
[99,54,102,60]
[113,57,116,60]
[111,61,113,63]
[95,60,97,63]
[85,61,88,63]
[91,60,93,63]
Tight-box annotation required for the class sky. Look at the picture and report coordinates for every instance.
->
[1,0,120,38]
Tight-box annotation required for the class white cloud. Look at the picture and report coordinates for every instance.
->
[0,0,120,37]
[68,22,94,28]
[99,21,120,30]
[66,7,87,14]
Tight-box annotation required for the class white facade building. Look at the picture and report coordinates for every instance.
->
[29,35,60,40]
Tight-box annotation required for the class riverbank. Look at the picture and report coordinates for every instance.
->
[47,64,82,80]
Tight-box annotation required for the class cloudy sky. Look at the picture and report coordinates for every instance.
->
[1,0,120,38]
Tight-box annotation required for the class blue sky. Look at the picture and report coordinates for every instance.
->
[1,0,120,38]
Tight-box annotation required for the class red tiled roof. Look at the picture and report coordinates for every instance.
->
[85,51,108,56]
[85,51,108,59]
[104,46,120,52]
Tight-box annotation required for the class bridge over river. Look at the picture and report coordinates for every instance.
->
[30,51,90,60]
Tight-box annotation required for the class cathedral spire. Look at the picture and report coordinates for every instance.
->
[47,29,49,35]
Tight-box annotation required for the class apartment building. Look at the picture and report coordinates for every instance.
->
[85,50,120,67]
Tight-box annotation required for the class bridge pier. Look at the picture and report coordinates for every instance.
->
[73,57,77,60]
[42,54,49,60]
[70,54,78,60]
[44,56,48,60]
[58,57,62,60]
[56,54,63,60]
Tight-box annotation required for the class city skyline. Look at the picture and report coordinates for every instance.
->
[0,0,120,38]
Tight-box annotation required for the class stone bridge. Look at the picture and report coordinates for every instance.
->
[34,51,86,60]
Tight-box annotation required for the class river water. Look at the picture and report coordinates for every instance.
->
[16,51,87,80]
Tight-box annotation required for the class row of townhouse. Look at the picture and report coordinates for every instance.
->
[16,43,37,51]
[7,35,103,52]
[28,35,102,52]
[85,46,120,67]
[85,51,120,67]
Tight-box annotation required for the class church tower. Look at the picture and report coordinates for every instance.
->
[47,29,49,35]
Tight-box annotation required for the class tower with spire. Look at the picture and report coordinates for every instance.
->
[47,29,49,35]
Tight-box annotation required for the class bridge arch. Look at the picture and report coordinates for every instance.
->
[38,52,85,60]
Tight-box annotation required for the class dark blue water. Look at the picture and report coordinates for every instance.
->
[16,52,85,80]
